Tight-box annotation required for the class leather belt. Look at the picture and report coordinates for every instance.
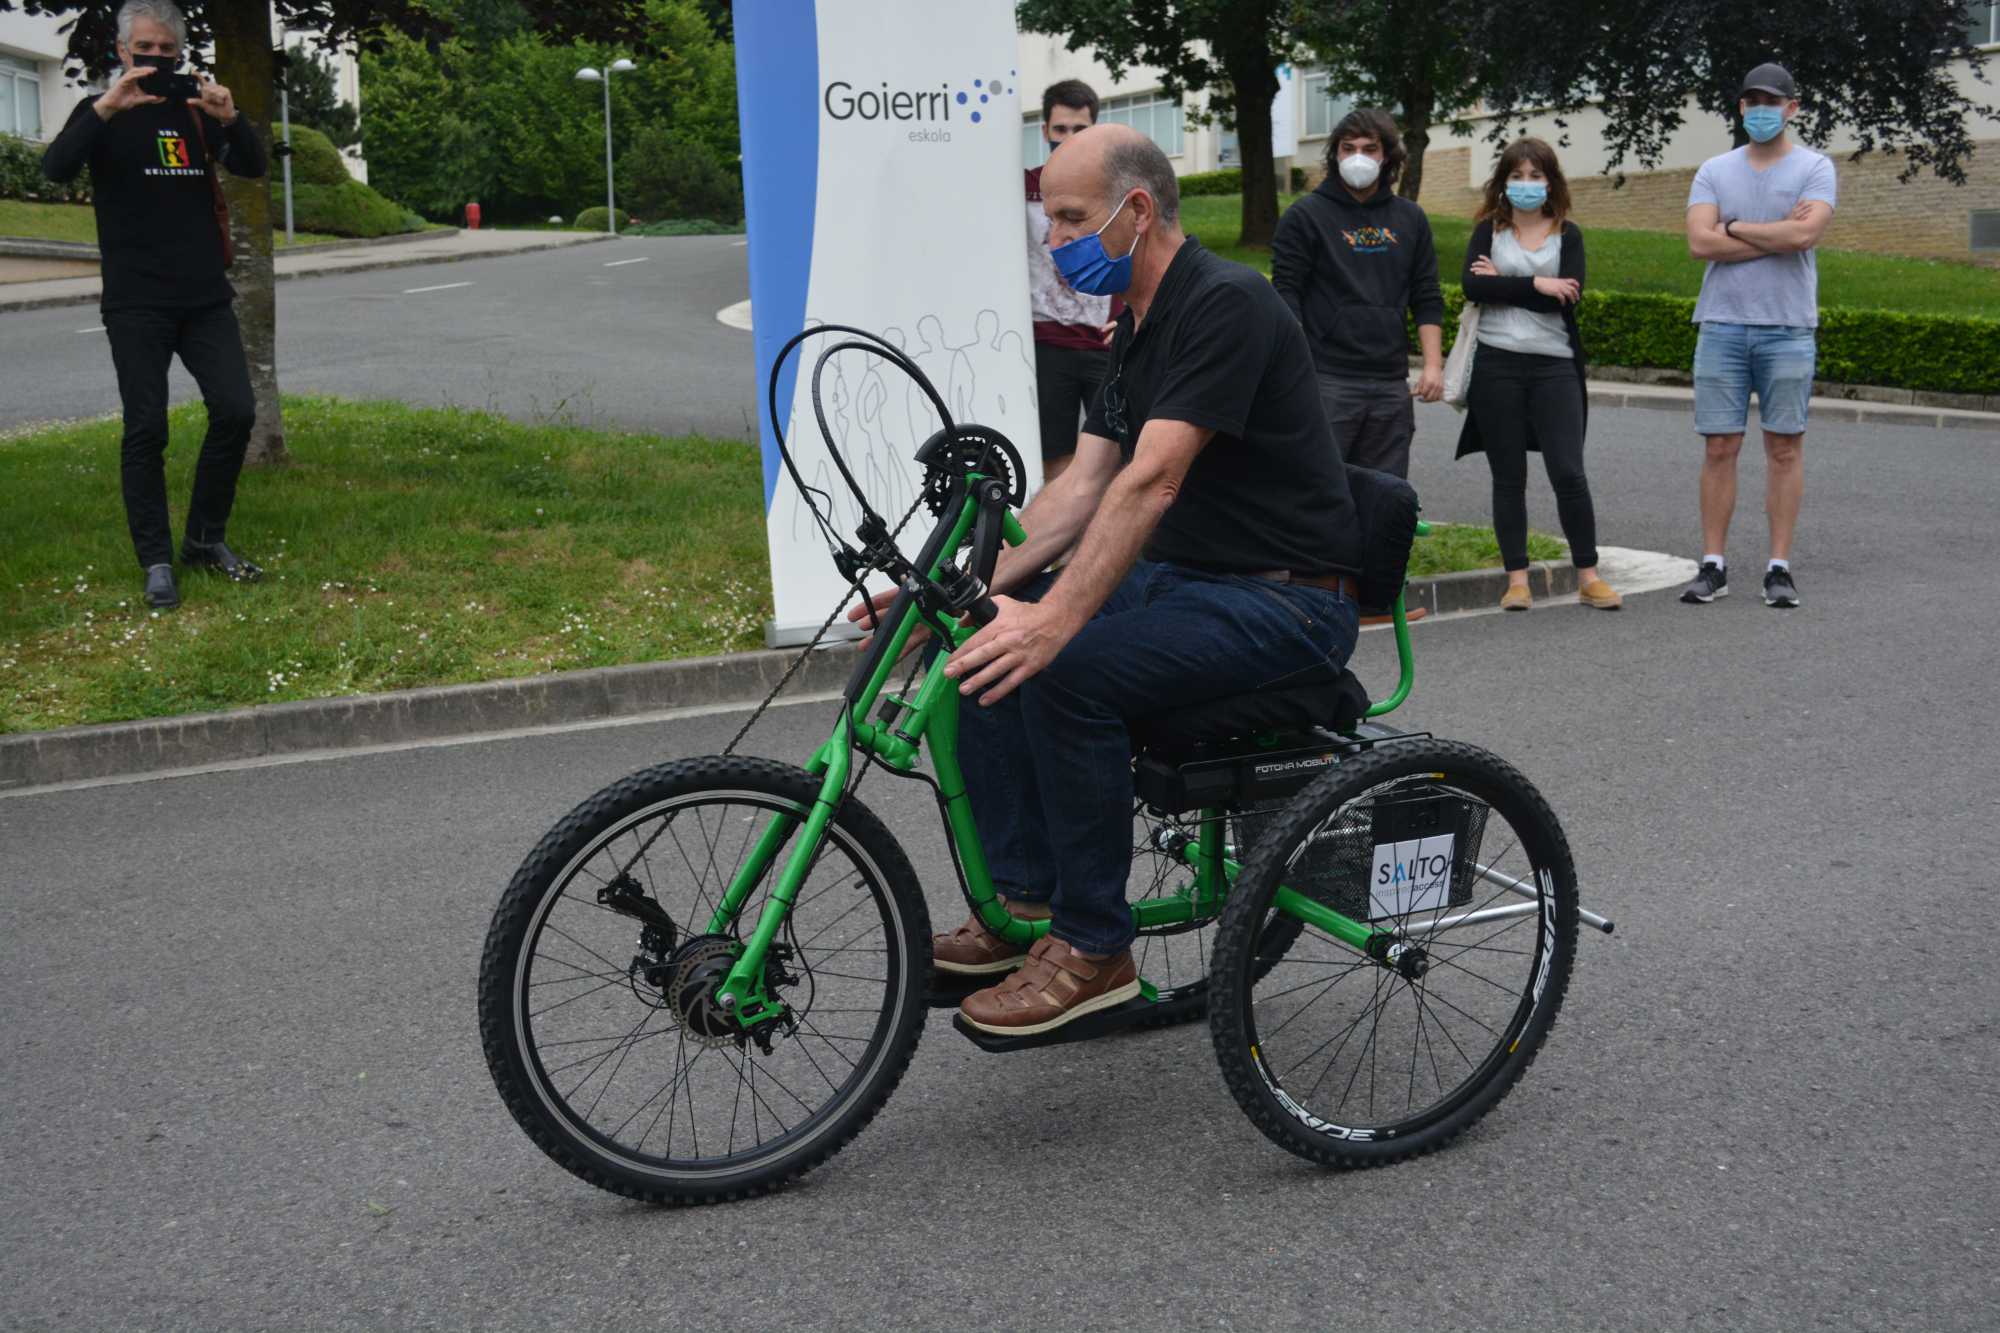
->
[1251,570,1360,599]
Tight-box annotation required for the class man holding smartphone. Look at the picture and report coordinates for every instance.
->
[42,0,268,610]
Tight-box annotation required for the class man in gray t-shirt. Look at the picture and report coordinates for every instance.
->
[1681,62,1836,611]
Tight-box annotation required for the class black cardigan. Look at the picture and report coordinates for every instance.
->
[1454,218,1589,459]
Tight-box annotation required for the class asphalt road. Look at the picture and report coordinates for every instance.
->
[4,397,1997,1331]
[0,235,758,440]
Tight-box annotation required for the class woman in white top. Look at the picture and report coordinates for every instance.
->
[1457,138,1621,611]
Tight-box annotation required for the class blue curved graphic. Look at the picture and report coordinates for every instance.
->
[734,1,820,509]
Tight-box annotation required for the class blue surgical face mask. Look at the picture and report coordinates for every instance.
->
[1050,193,1138,297]
[1505,181,1548,213]
[1743,106,1786,144]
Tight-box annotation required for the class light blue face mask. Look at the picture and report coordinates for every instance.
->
[1743,106,1787,144]
[1050,192,1138,297]
[1505,181,1549,212]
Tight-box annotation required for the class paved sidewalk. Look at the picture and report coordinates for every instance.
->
[0,228,614,312]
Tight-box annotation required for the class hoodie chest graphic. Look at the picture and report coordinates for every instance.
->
[1341,225,1399,254]
[144,127,204,178]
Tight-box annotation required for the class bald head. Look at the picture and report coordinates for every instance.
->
[1042,122,1180,225]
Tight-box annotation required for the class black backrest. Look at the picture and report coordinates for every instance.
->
[1345,465,1421,612]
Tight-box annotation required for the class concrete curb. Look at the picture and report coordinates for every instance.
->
[1580,382,2000,431]
[0,563,1575,791]
[0,232,615,313]
[0,643,863,792]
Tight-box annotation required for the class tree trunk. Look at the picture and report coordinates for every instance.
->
[210,3,289,467]
[1217,25,1282,248]
[1397,80,1435,201]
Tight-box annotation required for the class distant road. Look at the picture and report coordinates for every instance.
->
[0,234,757,440]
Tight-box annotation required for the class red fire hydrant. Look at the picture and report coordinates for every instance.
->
[465,202,481,230]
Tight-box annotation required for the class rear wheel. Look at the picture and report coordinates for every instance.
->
[478,756,930,1204]
[1208,739,1578,1166]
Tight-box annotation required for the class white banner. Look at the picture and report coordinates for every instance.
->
[736,0,1041,644]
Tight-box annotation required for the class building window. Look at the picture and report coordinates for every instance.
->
[1300,71,1355,141]
[1,52,43,139]
[1098,90,1183,157]
[1968,0,1999,46]
[1022,117,1048,168]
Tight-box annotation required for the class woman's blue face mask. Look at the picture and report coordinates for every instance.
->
[1050,192,1138,297]
[1505,180,1549,212]
[1743,106,1787,143]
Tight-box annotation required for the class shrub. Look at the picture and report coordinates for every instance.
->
[1177,168,1243,197]
[620,128,742,224]
[284,124,352,186]
[1290,165,1309,192]
[1,133,91,203]
[628,217,742,237]
[573,205,635,233]
[292,180,417,237]
[1414,286,2000,397]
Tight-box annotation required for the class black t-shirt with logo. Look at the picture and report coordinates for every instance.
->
[42,94,266,313]
[1083,237,1362,576]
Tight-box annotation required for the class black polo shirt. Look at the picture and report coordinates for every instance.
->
[1083,237,1361,576]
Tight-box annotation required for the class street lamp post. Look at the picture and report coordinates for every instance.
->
[574,58,637,235]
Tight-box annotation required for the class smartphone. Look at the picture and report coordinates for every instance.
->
[160,71,202,103]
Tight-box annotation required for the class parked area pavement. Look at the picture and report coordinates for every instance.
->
[3,398,1996,1331]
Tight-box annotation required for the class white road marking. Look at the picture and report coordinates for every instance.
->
[402,281,474,294]
[76,325,106,334]
[603,256,650,267]
[732,239,748,247]
[716,299,753,331]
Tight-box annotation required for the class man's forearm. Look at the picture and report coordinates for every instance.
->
[41,107,102,183]
[1042,468,1172,631]
[1418,323,1443,369]
[986,459,1108,595]
[1728,218,1810,254]
[1690,224,1767,263]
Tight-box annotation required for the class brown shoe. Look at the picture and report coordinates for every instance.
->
[958,936,1140,1036]
[1500,584,1531,611]
[1577,577,1624,610]
[932,903,1044,975]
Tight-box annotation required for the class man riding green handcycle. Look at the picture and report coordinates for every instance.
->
[477,123,1602,1205]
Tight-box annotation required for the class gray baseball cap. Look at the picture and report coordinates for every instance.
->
[1740,62,1796,98]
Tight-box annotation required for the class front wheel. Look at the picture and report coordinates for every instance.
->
[1208,739,1578,1167]
[477,756,931,1204]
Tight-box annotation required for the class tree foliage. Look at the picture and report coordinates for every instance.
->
[1294,0,1493,201]
[281,44,359,150]
[1016,0,1307,247]
[1476,0,1995,184]
[359,0,738,223]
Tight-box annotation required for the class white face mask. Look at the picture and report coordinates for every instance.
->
[1338,153,1382,190]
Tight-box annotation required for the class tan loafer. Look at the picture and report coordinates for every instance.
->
[931,900,1047,975]
[1577,578,1624,610]
[1500,584,1531,612]
[958,936,1140,1036]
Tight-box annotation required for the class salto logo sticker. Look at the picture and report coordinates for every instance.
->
[1369,833,1454,918]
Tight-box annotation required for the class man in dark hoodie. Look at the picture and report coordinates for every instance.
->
[1271,107,1444,478]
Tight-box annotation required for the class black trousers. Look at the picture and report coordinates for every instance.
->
[1317,372,1416,478]
[103,301,256,569]
[1034,339,1109,462]
[1467,345,1598,571]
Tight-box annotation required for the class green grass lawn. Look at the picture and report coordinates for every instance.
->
[0,398,772,732]
[1410,523,1562,578]
[0,397,1543,732]
[1,198,350,248]
[1181,193,2000,319]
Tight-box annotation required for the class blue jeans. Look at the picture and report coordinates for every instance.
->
[955,560,1360,956]
[1693,322,1817,436]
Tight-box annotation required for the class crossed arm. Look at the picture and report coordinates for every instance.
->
[1687,200,1833,262]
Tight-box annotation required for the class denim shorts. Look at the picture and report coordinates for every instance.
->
[1693,322,1817,436]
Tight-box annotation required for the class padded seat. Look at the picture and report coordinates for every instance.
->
[1129,666,1370,749]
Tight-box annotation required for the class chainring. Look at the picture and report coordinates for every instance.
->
[919,427,1026,516]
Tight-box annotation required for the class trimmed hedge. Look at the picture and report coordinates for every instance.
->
[293,180,417,238]
[1,133,91,204]
[1178,168,1242,197]
[285,125,352,186]
[1415,285,2000,397]
[573,206,634,232]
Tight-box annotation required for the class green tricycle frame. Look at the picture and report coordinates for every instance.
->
[477,327,1607,1205]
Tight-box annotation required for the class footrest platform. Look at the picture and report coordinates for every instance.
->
[948,990,1159,1053]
